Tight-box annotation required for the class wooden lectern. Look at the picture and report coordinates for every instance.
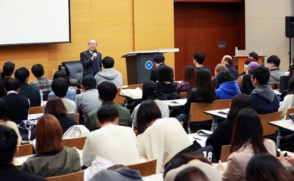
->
[233,55,266,74]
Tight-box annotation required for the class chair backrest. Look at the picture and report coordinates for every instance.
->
[286,108,294,119]
[62,137,86,150]
[114,88,125,104]
[43,91,50,101]
[259,111,282,136]
[46,170,84,181]
[72,113,80,124]
[190,101,218,122]
[18,144,33,157]
[270,84,280,90]
[62,61,83,86]
[126,159,157,177]
[280,76,290,93]
[125,84,143,89]
[216,99,232,109]
[180,92,188,98]
[220,145,231,162]
[29,106,43,114]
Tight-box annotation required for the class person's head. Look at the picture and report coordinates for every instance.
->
[251,66,270,87]
[0,125,18,164]
[153,53,165,67]
[0,98,8,121]
[248,61,260,74]
[136,99,161,134]
[97,81,117,102]
[215,70,234,89]
[31,64,44,78]
[288,77,294,94]
[44,97,67,117]
[53,70,67,80]
[267,55,280,69]
[88,39,97,51]
[244,58,255,73]
[221,55,233,65]
[35,114,63,153]
[246,154,293,181]
[214,63,227,76]
[51,78,69,98]
[3,61,15,77]
[289,64,294,77]
[158,66,173,82]
[4,78,20,92]
[183,66,197,89]
[14,67,30,83]
[81,76,96,91]
[97,105,119,127]
[248,51,259,61]
[231,108,267,154]
[102,56,115,69]
[227,94,253,121]
[193,52,205,65]
[174,167,210,181]
[142,81,158,100]
[195,70,216,102]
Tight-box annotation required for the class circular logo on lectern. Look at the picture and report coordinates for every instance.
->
[145,61,153,70]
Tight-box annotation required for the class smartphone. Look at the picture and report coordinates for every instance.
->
[218,111,227,115]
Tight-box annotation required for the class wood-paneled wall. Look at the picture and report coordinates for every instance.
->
[0,0,175,84]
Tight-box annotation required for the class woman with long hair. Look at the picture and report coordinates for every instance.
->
[218,108,276,181]
[177,66,197,93]
[215,70,241,99]
[279,76,294,118]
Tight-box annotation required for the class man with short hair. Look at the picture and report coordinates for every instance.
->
[82,105,139,166]
[0,61,15,97]
[80,39,102,77]
[29,64,52,92]
[94,56,123,88]
[248,51,259,61]
[193,52,211,74]
[221,55,238,79]
[150,53,174,82]
[15,67,40,107]
[250,66,279,114]
[267,55,285,85]
[0,125,45,181]
[2,78,30,124]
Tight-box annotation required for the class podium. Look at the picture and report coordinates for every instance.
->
[233,50,266,74]
[122,48,179,84]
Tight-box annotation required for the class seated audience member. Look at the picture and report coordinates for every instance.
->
[0,98,21,145]
[29,64,52,92]
[0,125,46,181]
[248,51,259,61]
[15,67,40,107]
[242,61,260,94]
[215,70,240,99]
[44,97,77,133]
[237,57,254,89]
[48,71,76,101]
[206,94,253,161]
[2,78,29,124]
[221,55,238,79]
[279,77,294,119]
[51,78,76,113]
[250,66,279,114]
[94,56,123,88]
[267,55,285,85]
[156,66,179,99]
[193,52,211,74]
[83,105,140,167]
[75,76,101,116]
[0,61,15,97]
[150,53,174,82]
[246,154,293,181]
[218,108,276,181]
[86,81,131,131]
[136,100,191,173]
[21,114,80,177]
[212,63,227,86]
[177,65,197,93]
[132,81,169,128]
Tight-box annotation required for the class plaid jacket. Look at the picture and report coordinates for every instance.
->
[29,77,52,92]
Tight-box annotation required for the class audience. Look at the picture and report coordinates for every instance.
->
[21,114,80,177]
[3,78,29,124]
[0,61,15,97]
[15,67,40,107]
[193,52,211,74]
[150,53,174,82]
[29,64,52,92]
[0,125,46,181]
[177,65,196,93]
[83,105,140,167]
[248,51,259,61]
[250,66,279,114]
[279,76,294,118]
[241,61,260,94]
[136,99,190,173]
[94,56,123,88]
[156,66,177,96]
[267,55,285,85]
[237,57,254,89]
[215,70,240,99]
[221,55,238,79]
[218,108,276,181]
[44,97,77,133]
[212,63,227,86]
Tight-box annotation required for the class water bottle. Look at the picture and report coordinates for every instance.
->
[40,90,43,105]
[235,47,238,56]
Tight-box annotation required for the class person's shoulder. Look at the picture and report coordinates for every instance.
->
[115,104,129,112]
[10,168,46,181]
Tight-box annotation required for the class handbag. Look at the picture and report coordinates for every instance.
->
[18,120,36,141]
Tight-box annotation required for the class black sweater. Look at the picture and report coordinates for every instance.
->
[56,115,77,133]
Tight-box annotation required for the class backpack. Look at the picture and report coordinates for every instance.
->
[63,125,90,139]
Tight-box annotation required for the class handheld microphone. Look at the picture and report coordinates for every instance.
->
[93,49,97,53]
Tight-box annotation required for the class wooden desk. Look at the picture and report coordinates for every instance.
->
[204,109,229,131]
[269,119,294,148]
[233,55,266,74]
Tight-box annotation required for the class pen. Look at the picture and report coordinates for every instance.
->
[193,137,202,141]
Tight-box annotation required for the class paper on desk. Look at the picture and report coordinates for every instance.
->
[196,129,213,136]
[120,88,142,99]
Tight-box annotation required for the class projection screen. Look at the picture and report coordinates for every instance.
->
[0,0,71,46]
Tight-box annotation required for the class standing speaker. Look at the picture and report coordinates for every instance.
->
[286,16,294,38]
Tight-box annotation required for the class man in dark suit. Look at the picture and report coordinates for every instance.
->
[80,39,102,77]
[14,67,40,107]
[0,125,46,181]
[150,53,174,82]
[0,61,15,97]
[221,55,239,80]
[2,78,30,124]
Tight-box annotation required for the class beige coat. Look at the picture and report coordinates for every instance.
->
[0,120,22,145]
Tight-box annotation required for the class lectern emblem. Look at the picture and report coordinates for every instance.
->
[145,61,153,70]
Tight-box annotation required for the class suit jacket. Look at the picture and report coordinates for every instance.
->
[19,82,40,107]
[150,64,174,82]
[80,50,102,77]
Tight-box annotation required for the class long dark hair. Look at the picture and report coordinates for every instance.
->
[227,94,253,121]
[0,99,8,121]
[195,70,216,102]
[215,70,234,89]
[230,108,268,154]
[183,66,197,89]
[142,81,158,100]
[158,66,173,82]
[287,77,294,94]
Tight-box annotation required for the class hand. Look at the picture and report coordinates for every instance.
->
[92,53,97,60]
[217,160,224,172]
[286,155,294,164]
[277,152,286,162]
